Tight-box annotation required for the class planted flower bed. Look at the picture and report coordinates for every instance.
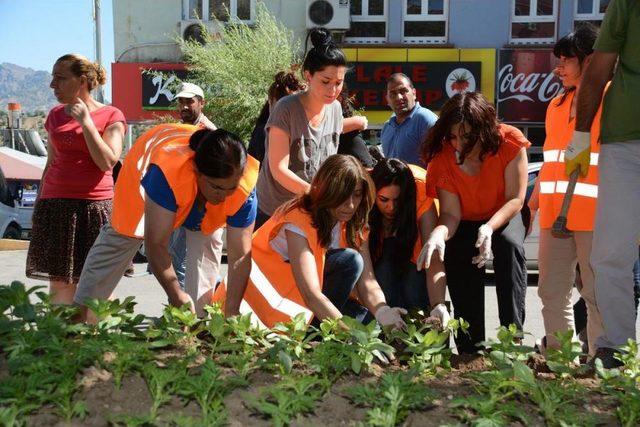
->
[0,281,638,426]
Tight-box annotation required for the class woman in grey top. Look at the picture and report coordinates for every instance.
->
[255,27,367,228]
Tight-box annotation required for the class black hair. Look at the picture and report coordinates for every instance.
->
[188,129,247,178]
[386,73,414,88]
[368,158,418,269]
[553,22,599,106]
[302,27,347,74]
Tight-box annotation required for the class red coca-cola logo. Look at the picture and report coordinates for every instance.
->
[498,64,562,103]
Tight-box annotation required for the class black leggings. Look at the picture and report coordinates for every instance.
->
[445,212,527,354]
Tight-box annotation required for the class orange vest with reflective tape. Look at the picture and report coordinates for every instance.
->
[111,123,259,238]
[538,90,602,231]
[213,207,351,328]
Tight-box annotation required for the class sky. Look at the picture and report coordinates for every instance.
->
[0,0,115,101]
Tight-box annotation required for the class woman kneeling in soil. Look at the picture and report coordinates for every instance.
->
[367,158,448,324]
[215,154,406,329]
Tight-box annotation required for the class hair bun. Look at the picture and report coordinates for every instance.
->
[309,27,333,49]
[188,128,210,151]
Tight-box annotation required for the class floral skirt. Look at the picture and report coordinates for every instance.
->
[26,198,112,283]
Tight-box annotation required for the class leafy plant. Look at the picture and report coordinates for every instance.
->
[346,372,437,426]
[245,375,330,427]
[262,313,317,374]
[179,3,301,140]
[480,324,535,370]
[545,330,586,377]
[142,362,187,420]
[309,317,395,379]
[84,297,146,335]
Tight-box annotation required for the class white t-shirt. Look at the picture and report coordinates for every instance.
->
[270,222,341,261]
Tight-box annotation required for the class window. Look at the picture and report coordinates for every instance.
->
[510,0,558,44]
[574,0,609,26]
[402,0,449,44]
[345,0,388,44]
[184,0,255,23]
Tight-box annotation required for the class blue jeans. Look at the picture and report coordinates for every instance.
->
[311,248,369,326]
[374,237,430,311]
[169,227,187,289]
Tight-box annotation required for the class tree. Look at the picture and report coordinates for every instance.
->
[179,4,301,141]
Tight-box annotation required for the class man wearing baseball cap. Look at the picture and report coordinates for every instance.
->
[170,82,222,291]
[176,82,217,131]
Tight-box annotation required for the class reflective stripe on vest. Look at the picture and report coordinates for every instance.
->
[539,180,598,198]
[543,149,599,166]
[213,207,329,328]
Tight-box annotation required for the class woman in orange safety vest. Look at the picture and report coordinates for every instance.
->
[74,124,259,319]
[527,23,604,356]
[215,154,407,329]
[367,158,448,323]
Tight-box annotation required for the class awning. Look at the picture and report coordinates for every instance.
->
[0,147,47,181]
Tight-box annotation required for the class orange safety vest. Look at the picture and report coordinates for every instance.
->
[407,164,436,264]
[213,207,357,328]
[111,123,259,238]
[538,90,602,231]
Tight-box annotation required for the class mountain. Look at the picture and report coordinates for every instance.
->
[0,63,57,113]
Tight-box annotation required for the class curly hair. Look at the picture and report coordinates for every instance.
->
[421,92,501,165]
[55,53,107,91]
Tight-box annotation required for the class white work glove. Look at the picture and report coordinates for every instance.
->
[375,305,407,330]
[472,224,493,268]
[429,303,451,327]
[564,131,591,178]
[417,228,447,270]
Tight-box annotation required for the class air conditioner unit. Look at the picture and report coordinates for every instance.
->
[306,0,350,30]
[179,20,221,44]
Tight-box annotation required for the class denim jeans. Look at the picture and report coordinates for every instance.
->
[373,237,429,311]
[311,248,369,327]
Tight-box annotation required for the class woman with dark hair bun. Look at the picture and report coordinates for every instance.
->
[247,69,306,164]
[419,92,530,354]
[255,27,368,229]
[73,124,260,320]
[527,23,605,356]
[368,158,448,321]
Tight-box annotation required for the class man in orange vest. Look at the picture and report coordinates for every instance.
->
[74,124,259,318]
[167,82,222,290]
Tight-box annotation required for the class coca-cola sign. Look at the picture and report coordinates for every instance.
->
[497,49,563,124]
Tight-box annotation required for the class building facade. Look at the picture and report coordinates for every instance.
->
[112,0,609,156]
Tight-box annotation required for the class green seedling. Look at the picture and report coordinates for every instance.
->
[480,324,535,370]
[346,371,437,426]
[84,297,146,335]
[108,412,156,427]
[245,375,330,427]
[105,334,153,389]
[142,361,187,420]
[176,358,246,418]
[545,330,586,377]
[309,317,395,378]
[262,313,317,374]
[0,405,25,427]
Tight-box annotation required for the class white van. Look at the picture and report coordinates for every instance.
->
[0,167,22,239]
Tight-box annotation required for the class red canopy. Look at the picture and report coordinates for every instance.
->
[0,147,46,181]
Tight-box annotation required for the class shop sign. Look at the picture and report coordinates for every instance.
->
[497,49,563,123]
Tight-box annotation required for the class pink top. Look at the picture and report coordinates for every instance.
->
[41,105,126,200]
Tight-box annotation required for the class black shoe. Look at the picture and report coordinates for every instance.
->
[592,347,624,369]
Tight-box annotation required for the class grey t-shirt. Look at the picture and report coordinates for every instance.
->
[256,93,343,215]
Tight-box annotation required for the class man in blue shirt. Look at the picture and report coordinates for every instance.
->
[380,74,438,165]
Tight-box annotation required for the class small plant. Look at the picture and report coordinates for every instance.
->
[84,297,146,335]
[245,375,330,427]
[142,361,187,420]
[481,324,535,370]
[262,313,317,374]
[346,372,437,426]
[309,317,395,378]
[545,330,586,377]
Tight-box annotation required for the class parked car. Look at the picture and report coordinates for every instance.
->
[0,167,22,239]
[486,161,542,272]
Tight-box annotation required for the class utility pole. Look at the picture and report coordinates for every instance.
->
[93,0,105,103]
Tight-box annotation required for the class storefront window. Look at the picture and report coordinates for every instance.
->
[345,0,387,44]
[574,0,609,27]
[402,0,449,44]
[184,0,255,23]
[510,0,557,44]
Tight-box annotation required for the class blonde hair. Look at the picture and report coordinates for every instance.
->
[55,53,107,91]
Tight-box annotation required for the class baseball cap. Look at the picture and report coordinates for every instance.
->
[175,82,205,99]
